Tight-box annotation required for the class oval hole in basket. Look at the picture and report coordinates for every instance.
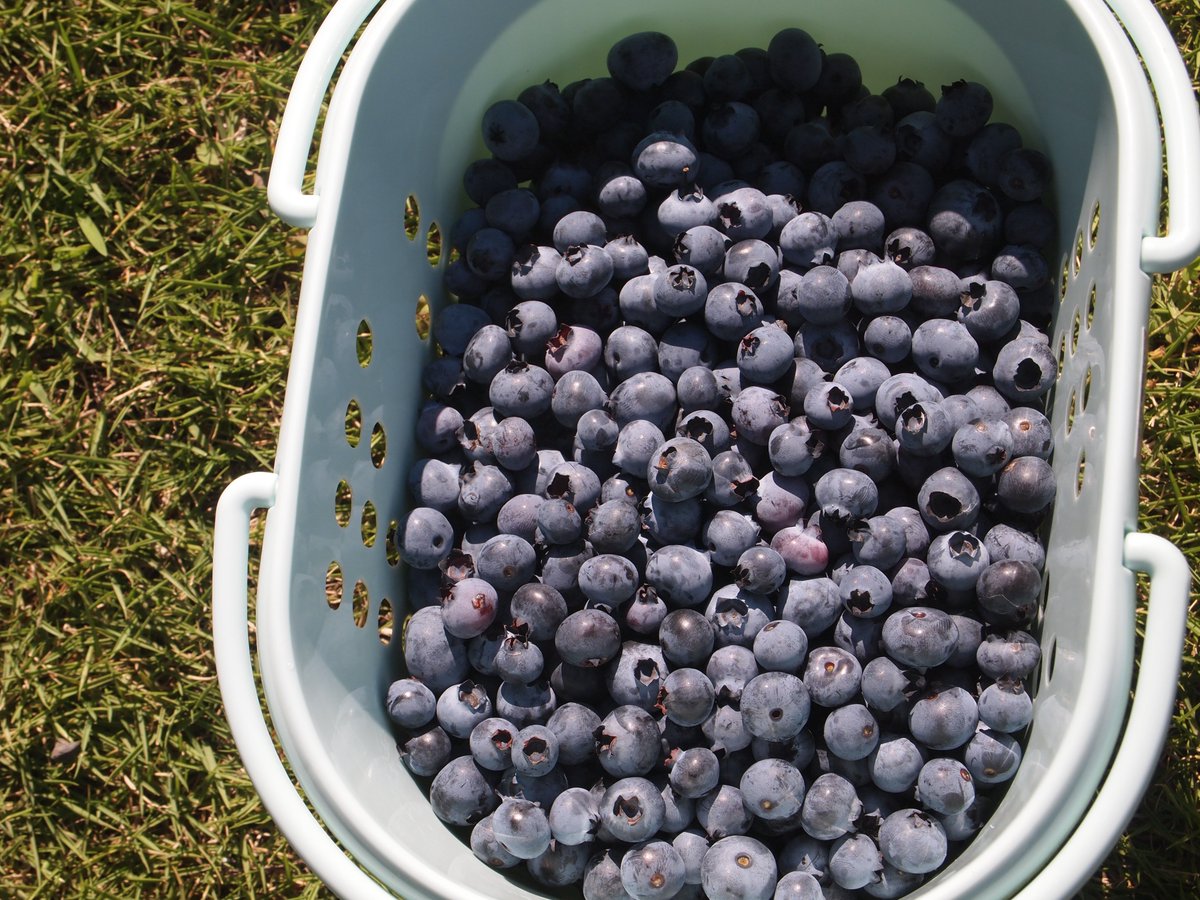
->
[1075,449,1087,497]
[1082,367,1093,411]
[385,520,400,567]
[1065,389,1077,435]
[404,195,420,241]
[356,319,373,368]
[345,398,362,448]
[353,580,369,628]
[426,222,443,268]
[370,422,387,468]
[1057,334,1067,374]
[1070,309,1082,355]
[1089,201,1101,249]
[1086,284,1097,331]
[378,598,394,645]
[325,561,343,609]
[1043,633,1057,685]
[361,500,377,548]
[415,294,431,342]
[1072,230,1084,277]
[1058,257,1069,301]
[334,480,352,527]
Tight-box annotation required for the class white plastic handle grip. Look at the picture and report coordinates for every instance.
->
[1014,531,1190,899]
[213,472,395,900]
[268,0,385,228]
[1105,0,1200,273]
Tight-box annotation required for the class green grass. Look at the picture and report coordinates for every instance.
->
[0,1,1197,897]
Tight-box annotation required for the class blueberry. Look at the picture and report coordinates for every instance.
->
[491,797,553,860]
[607,32,678,91]
[804,646,863,708]
[595,704,661,777]
[579,553,640,607]
[773,871,825,900]
[471,813,522,869]
[952,416,1014,478]
[916,757,976,816]
[469,717,519,772]
[996,455,1056,515]
[917,467,981,533]
[642,492,703,544]
[803,382,854,431]
[669,747,722,800]
[399,726,453,777]
[1003,406,1054,460]
[430,755,498,826]
[697,785,754,841]
[738,757,806,823]
[881,607,959,669]
[601,776,667,843]
[396,506,454,570]
[846,516,905,571]
[908,686,979,751]
[731,386,790,445]
[481,99,540,163]
[976,629,1041,680]
[386,678,436,730]
[828,832,884,890]
[606,640,668,710]
[655,609,715,670]
[997,148,1051,202]
[878,808,947,874]
[978,676,1034,732]
[634,131,701,189]
[927,179,1002,261]
[823,703,880,762]
[705,583,775,648]
[740,671,810,741]
[403,606,470,693]
[868,732,925,793]
[958,278,1021,341]
[659,667,716,727]
[779,211,837,268]
[927,530,990,591]
[800,772,863,841]
[910,318,979,382]
[619,840,687,899]
[964,728,1023,785]
[747,620,806,673]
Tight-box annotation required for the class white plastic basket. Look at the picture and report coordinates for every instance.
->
[213,1,1198,897]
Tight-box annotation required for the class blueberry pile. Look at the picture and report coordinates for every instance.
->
[388,27,1058,900]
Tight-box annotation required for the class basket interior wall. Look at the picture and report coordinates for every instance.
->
[263,0,1134,895]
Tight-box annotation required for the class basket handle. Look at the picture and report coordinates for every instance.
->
[268,0,386,229]
[213,472,395,899]
[1013,531,1190,899]
[1104,0,1200,273]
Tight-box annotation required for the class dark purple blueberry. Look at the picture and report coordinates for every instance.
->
[917,467,981,533]
[547,703,602,767]
[977,629,1042,680]
[870,161,935,228]
[607,31,678,91]
[386,678,436,730]
[556,608,622,668]
[657,320,718,382]
[963,729,1022,784]
[838,427,894,483]
[655,609,715,669]
[997,147,1051,202]
[807,161,868,217]
[486,187,540,241]
[843,124,897,177]
[908,686,978,751]
[784,118,839,172]
[795,319,860,373]
[996,455,1056,515]
[735,325,793,385]
[482,99,540,162]
[779,211,836,268]
[908,264,963,318]
[993,339,1058,407]
[633,131,701,189]
[977,676,1034,732]
[579,553,640,607]
[881,607,959,669]
[878,809,947,874]
[400,726,454,778]
[430,755,498,826]
[470,814,522,870]
[800,772,862,841]
[600,776,667,842]
[926,179,1002,261]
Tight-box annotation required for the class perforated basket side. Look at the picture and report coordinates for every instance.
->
[250,1,1168,898]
